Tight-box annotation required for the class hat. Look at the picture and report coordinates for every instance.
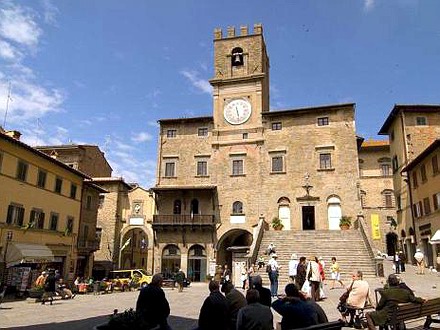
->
[272,253,278,258]
[42,271,47,275]
[416,248,421,252]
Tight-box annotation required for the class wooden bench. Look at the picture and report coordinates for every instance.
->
[381,297,440,330]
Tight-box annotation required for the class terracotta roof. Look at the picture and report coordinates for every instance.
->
[361,140,389,148]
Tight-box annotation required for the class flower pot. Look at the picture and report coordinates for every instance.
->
[340,224,350,230]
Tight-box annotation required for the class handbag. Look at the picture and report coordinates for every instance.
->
[301,279,311,296]
[266,264,272,273]
[339,282,354,303]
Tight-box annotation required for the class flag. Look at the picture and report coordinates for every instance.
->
[141,238,146,250]
[120,237,131,251]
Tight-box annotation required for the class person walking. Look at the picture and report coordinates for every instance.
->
[268,253,280,297]
[237,289,274,330]
[198,281,229,330]
[222,264,231,283]
[414,248,425,274]
[317,257,327,299]
[175,268,186,292]
[288,254,299,285]
[329,257,344,289]
[35,271,47,287]
[136,274,171,329]
[252,275,272,307]
[306,256,321,301]
[296,257,307,291]
[41,270,56,305]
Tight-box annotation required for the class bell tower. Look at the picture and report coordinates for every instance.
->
[210,24,270,130]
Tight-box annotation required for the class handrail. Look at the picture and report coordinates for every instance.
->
[355,215,375,259]
[153,214,215,225]
[246,218,268,266]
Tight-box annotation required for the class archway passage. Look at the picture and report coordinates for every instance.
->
[386,232,398,257]
[161,244,181,279]
[216,229,253,270]
[120,228,149,269]
[188,244,207,282]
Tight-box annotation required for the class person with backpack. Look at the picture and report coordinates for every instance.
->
[268,253,280,297]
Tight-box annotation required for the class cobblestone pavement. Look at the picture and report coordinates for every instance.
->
[1,259,439,329]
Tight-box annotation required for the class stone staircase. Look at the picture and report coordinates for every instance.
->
[254,229,376,289]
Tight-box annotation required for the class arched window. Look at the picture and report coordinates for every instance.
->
[231,47,244,66]
[161,244,181,279]
[173,200,182,214]
[327,195,342,230]
[232,201,243,214]
[382,190,394,208]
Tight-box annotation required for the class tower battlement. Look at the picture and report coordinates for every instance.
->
[214,23,263,40]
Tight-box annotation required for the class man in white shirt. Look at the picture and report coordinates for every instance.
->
[414,249,425,275]
[288,253,299,285]
[268,254,280,297]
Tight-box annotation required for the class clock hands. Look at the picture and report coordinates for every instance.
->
[235,106,240,118]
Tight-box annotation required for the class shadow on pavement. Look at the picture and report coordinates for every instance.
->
[5,314,198,330]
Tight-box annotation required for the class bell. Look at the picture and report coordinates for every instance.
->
[233,54,242,65]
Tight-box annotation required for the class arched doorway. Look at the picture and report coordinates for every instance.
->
[217,229,253,286]
[120,228,149,269]
[187,244,207,282]
[161,244,181,279]
[386,232,398,257]
[278,197,291,230]
[327,196,342,230]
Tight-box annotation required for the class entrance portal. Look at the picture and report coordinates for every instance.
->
[302,206,315,230]
[187,244,207,282]
[217,229,253,273]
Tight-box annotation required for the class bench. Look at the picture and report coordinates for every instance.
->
[381,297,440,330]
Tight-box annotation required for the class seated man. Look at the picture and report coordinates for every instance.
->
[338,270,373,326]
[365,274,425,330]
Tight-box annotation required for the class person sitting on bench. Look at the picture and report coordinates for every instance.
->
[365,274,425,330]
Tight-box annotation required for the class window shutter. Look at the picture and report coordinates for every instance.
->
[6,205,14,224]
[30,210,36,225]
[18,207,25,226]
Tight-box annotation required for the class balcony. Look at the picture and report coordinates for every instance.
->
[153,214,216,230]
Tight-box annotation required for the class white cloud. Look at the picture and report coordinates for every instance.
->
[114,140,135,151]
[364,0,375,11]
[0,39,22,60]
[0,3,42,47]
[180,69,212,94]
[41,0,58,25]
[131,131,152,143]
[147,120,159,127]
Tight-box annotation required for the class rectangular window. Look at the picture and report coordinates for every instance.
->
[66,217,74,235]
[272,156,284,172]
[423,197,431,215]
[432,155,439,175]
[196,161,208,176]
[418,201,423,217]
[421,164,427,182]
[242,133,248,139]
[317,117,329,126]
[166,129,177,138]
[416,116,427,126]
[16,160,28,181]
[433,192,440,211]
[98,195,105,209]
[29,209,45,229]
[55,177,63,194]
[70,184,77,199]
[380,164,391,176]
[37,170,47,188]
[412,171,418,188]
[49,213,59,231]
[392,155,398,173]
[413,203,421,218]
[319,153,332,169]
[198,128,208,137]
[271,122,282,130]
[384,194,393,208]
[6,204,25,226]
[86,195,92,210]
[165,162,176,177]
[232,159,244,175]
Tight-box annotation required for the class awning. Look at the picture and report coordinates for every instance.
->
[5,243,55,267]
[430,229,440,244]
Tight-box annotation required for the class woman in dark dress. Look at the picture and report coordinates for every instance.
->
[296,257,307,290]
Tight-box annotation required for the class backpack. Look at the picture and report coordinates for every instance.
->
[266,264,272,273]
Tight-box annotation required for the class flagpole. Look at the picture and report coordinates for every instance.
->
[3,82,12,129]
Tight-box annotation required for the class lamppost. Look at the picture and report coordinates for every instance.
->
[2,231,13,286]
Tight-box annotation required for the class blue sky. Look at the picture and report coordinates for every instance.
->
[1,0,439,188]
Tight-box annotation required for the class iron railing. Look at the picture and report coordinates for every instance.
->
[153,214,215,225]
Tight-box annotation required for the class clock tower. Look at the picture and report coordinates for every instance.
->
[209,24,270,131]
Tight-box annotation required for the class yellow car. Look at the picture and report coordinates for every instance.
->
[108,269,152,290]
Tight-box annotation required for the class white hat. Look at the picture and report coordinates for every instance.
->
[416,248,421,252]
[272,253,278,258]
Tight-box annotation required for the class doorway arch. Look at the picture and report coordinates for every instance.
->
[187,244,207,282]
[327,195,342,230]
[277,197,291,230]
[119,228,150,269]
[161,244,181,279]
[216,229,252,269]
[386,232,398,257]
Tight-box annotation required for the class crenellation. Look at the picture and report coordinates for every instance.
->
[214,28,222,40]
[227,26,235,37]
[253,23,263,35]
[240,25,248,36]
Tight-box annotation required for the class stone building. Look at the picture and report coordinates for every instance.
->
[152,24,364,281]
[0,130,87,289]
[379,105,440,263]
[401,139,440,268]
[358,140,397,254]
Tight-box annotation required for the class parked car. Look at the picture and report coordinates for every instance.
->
[108,269,152,291]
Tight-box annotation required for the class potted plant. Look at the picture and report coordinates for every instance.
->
[28,285,44,299]
[94,308,146,330]
[339,216,352,230]
[271,217,284,231]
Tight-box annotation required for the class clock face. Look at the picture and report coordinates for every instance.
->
[223,98,252,125]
